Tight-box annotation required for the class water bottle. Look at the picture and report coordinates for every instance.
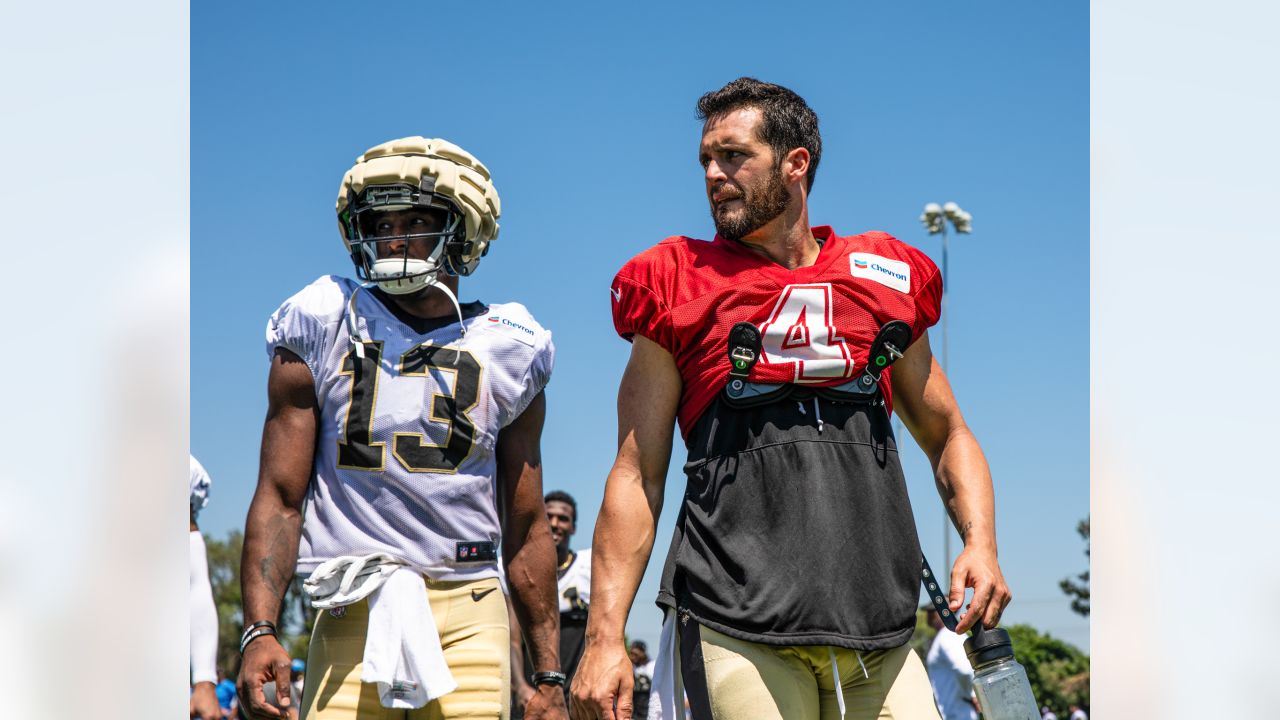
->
[963,625,1040,720]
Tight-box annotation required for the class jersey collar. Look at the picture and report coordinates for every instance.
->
[368,287,489,335]
[712,225,845,277]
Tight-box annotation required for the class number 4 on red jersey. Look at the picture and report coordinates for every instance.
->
[759,284,855,382]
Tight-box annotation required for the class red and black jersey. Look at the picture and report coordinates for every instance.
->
[611,227,944,651]
[611,226,942,438]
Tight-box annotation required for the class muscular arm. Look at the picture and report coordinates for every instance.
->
[498,391,565,718]
[891,331,1011,631]
[572,336,681,720]
[238,347,318,717]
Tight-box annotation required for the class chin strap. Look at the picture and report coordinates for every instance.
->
[347,285,367,359]
[430,280,467,336]
[347,280,469,357]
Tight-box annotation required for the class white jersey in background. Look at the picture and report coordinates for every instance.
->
[266,275,555,581]
[190,454,211,521]
[558,547,591,613]
[189,454,218,685]
[926,628,978,720]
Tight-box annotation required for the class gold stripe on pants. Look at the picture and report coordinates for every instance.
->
[300,575,510,720]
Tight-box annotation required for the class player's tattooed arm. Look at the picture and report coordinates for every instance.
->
[241,348,318,625]
[891,331,1011,633]
[239,348,317,719]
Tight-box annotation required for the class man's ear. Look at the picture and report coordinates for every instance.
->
[783,146,810,186]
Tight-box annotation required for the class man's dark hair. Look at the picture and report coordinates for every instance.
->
[696,77,822,191]
[630,640,647,652]
[544,490,577,522]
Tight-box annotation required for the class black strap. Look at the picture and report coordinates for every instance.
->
[677,612,714,720]
[530,671,566,687]
[920,554,959,632]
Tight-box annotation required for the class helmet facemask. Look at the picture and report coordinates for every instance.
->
[335,137,501,324]
[341,182,470,296]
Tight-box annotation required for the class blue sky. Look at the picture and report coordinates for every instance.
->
[193,2,1088,651]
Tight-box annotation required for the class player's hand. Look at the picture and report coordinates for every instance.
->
[517,682,537,709]
[949,544,1012,633]
[237,636,294,719]
[190,681,221,720]
[570,641,634,720]
[523,683,569,720]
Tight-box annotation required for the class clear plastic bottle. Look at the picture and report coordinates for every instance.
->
[963,626,1040,720]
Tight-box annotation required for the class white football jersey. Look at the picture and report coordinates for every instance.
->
[558,547,591,613]
[190,455,211,521]
[266,276,555,582]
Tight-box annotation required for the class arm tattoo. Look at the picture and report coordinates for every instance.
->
[259,515,298,599]
[260,557,286,597]
[958,521,974,540]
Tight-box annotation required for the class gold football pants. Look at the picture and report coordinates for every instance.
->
[682,623,941,720]
[300,575,510,720]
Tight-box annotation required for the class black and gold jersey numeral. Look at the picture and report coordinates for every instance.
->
[335,342,482,474]
[336,341,386,471]
[394,346,482,473]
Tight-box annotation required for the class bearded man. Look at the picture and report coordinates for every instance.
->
[571,78,1011,720]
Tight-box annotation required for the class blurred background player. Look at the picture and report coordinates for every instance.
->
[924,608,977,720]
[237,137,566,720]
[512,491,591,716]
[628,641,654,720]
[190,455,221,720]
[215,665,239,719]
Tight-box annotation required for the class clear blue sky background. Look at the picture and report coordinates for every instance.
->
[193,2,1088,652]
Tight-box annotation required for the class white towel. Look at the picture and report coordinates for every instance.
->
[303,554,457,708]
[361,567,457,708]
[648,609,678,720]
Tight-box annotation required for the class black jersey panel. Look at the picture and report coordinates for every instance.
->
[657,393,922,650]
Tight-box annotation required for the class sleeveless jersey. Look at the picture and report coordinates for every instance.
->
[611,228,941,650]
[611,226,941,438]
[266,275,555,581]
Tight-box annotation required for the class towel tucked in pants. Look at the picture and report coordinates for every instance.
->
[300,575,510,720]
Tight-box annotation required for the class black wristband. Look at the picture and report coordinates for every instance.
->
[530,671,567,687]
[239,620,278,654]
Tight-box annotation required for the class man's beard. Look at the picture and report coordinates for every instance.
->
[711,165,791,242]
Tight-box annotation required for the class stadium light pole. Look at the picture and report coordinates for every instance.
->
[919,201,972,572]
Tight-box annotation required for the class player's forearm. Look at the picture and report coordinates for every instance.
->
[584,336,677,644]
[242,352,317,627]
[932,425,997,551]
[584,463,662,644]
[506,514,561,673]
[241,489,303,625]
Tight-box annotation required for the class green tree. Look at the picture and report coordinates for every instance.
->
[1006,623,1089,712]
[1059,518,1090,617]
[204,530,317,674]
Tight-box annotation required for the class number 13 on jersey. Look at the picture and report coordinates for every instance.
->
[336,341,482,473]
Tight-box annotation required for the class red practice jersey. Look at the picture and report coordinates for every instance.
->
[611,226,943,438]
